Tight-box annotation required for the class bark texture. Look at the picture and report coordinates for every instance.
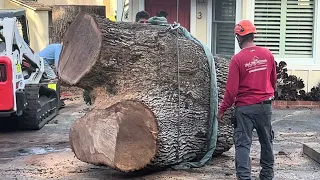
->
[213,56,234,155]
[52,5,106,43]
[59,12,233,172]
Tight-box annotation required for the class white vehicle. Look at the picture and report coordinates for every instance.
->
[0,9,61,130]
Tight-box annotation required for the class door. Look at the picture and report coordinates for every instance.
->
[145,0,191,31]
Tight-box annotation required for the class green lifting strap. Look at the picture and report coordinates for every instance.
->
[148,16,219,169]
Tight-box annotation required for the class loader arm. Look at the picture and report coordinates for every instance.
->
[0,16,60,130]
[0,18,44,83]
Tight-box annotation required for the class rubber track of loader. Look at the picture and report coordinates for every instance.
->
[21,84,58,130]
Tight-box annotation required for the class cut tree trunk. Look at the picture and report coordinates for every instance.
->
[69,100,158,171]
[51,5,106,43]
[59,12,233,172]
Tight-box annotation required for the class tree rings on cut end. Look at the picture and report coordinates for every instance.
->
[58,12,102,85]
[69,100,158,172]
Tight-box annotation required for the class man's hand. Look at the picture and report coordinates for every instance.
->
[217,113,224,124]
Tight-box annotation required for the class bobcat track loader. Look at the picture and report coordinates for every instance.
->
[0,9,61,130]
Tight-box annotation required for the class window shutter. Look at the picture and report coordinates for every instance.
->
[254,0,315,58]
[285,0,314,57]
[216,23,236,55]
[254,0,282,55]
[214,0,236,55]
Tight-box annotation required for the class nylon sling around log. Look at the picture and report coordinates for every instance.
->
[175,0,182,165]
[169,0,219,170]
[146,2,219,170]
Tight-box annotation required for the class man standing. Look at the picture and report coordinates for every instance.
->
[37,43,62,79]
[217,19,276,180]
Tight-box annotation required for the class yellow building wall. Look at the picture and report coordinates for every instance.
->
[4,1,49,52]
[104,0,116,21]
[38,0,104,6]
[38,0,117,20]
[29,11,49,52]
[3,0,118,52]
[309,71,320,88]
[195,2,208,45]
[0,0,4,8]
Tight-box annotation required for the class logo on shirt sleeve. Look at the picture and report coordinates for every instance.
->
[245,56,268,73]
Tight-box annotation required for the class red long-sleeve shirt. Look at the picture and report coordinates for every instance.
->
[218,46,277,115]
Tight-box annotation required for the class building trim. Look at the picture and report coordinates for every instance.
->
[116,0,124,21]
[139,0,145,11]
[10,0,52,11]
[313,0,319,66]
[190,0,197,36]
[207,0,212,52]
[128,0,133,22]
[234,0,243,54]
[249,0,255,22]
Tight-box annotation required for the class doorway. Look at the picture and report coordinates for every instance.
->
[145,0,191,31]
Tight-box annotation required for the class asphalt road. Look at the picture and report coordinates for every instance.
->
[0,94,319,180]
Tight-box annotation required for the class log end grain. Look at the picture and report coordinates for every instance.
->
[69,100,158,172]
[58,12,102,85]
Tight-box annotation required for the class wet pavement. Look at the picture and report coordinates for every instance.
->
[0,92,319,179]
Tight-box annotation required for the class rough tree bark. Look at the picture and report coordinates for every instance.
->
[52,5,106,43]
[213,57,234,155]
[59,12,233,172]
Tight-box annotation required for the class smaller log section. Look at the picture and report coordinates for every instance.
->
[51,5,106,43]
[59,12,234,172]
[69,100,158,171]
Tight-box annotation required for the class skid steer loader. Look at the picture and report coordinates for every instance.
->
[0,9,61,130]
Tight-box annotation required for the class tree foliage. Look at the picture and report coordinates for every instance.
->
[275,61,320,101]
[275,61,305,100]
[305,83,320,101]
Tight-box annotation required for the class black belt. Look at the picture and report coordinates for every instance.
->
[258,100,272,104]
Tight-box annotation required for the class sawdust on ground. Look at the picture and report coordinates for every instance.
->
[0,87,319,180]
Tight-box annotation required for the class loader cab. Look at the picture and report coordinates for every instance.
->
[0,9,30,45]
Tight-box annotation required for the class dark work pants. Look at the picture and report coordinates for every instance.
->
[234,102,275,180]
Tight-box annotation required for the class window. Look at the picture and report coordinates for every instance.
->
[212,0,237,56]
[254,0,315,58]
[0,64,7,82]
[0,28,6,53]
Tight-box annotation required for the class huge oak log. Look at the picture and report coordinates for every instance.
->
[59,12,233,172]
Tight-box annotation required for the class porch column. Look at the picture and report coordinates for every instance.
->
[242,0,255,21]
[138,0,145,11]
[116,0,124,21]
[190,0,197,36]
[129,0,144,22]
[235,0,243,54]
